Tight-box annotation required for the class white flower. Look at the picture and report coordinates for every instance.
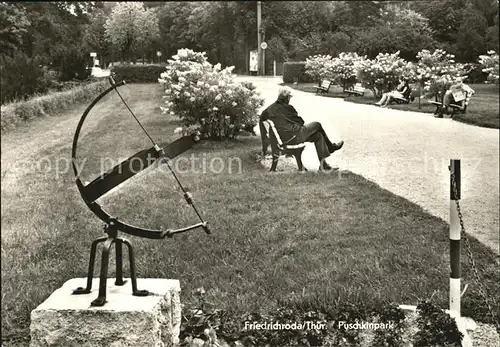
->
[218,80,226,87]
[174,127,183,134]
[225,115,230,120]
[184,91,191,97]
[158,78,166,84]
[170,111,175,116]
[190,97,196,102]
[212,107,219,111]
[231,101,237,107]
[225,90,233,96]
[215,94,222,101]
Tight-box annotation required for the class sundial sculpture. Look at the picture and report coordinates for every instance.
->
[71,76,210,306]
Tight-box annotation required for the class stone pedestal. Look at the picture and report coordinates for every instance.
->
[30,278,181,347]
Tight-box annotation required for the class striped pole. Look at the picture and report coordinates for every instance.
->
[449,159,461,317]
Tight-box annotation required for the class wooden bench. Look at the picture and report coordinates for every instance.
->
[259,119,306,172]
[314,80,332,95]
[391,87,415,104]
[428,89,474,118]
[344,83,365,97]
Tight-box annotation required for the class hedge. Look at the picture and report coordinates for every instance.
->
[282,62,315,83]
[1,80,109,133]
[111,63,166,83]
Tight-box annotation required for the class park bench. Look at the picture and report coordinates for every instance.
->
[314,80,332,95]
[391,86,415,104]
[428,89,474,118]
[344,83,366,97]
[259,119,306,172]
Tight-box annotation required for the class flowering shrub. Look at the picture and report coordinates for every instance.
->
[356,51,416,98]
[159,49,264,140]
[330,52,366,90]
[479,50,499,87]
[305,54,334,84]
[416,49,468,99]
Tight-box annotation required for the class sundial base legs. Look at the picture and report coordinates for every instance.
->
[73,223,150,306]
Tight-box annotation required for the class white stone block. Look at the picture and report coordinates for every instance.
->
[30,278,181,347]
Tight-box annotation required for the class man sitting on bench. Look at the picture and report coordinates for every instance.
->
[260,86,344,172]
[434,77,475,118]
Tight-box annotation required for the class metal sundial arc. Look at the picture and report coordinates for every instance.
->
[71,76,211,240]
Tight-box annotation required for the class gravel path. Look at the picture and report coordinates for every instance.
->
[243,77,499,253]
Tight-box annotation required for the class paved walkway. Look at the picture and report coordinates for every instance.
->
[241,76,499,253]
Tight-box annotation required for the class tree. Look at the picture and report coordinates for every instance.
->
[104,2,158,62]
[354,8,436,61]
[135,7,159,63]
[83,9,109,67]
[455,7,489,61]
[0,3,31,58]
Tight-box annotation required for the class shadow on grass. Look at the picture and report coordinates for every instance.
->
[282,82,499,129]
[1,84,499,346]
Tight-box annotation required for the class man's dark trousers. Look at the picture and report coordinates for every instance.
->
[297,122,335,161]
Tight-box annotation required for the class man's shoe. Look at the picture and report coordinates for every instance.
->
[330,140,344,153]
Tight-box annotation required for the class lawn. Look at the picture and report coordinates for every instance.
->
[283,82,500,129]
[1,84,499,346]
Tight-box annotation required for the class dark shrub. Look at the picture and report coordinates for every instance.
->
[55,47,91,81]
[464,63,488,84]
[283,62,315,83]
[0,52,51,104]
[111,64,166,83]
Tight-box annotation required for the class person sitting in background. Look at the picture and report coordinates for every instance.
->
[260,86,344,172]
[435,78,475,118]
[374,78,410,107]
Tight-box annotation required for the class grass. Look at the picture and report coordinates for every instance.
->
[0,80,109,133]
[1,84,499,346]
[283,82,500,129]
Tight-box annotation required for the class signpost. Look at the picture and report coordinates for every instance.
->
[90,52,97,67]
[261,42,267,76]
[249,51,258,74]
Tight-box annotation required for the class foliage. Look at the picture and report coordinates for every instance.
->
[0,3,31,58]
[372,304,407,347]
[1,80,108,131]
[104,2,159,62]
[283,62,315,83]
[455,7,489,62]
[159,49,264,140]
[111,63,165,83]
[82,9,109,67]
[356,51,416,98]
[355,8,436,61]
[479,50,499,86]
[0,51,51,104]
[416,49,469,99]
[305,53,365,90]
[304,54,334,84]
[413,300,463,347]
[329,52,366,90]
[55,46,91,81]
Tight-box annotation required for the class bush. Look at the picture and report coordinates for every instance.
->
[55,47,91,82]
[356,51,416,98]
[1,80,108,132]
[416,49,469,99]
[479,50,499,87]
[159,49,264,141]
[111,63,166,83]
[0,52,52,104]
[304,55,334,84]
[283,62,315,83]
[329,52,366,90]
[413,300,463,347]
